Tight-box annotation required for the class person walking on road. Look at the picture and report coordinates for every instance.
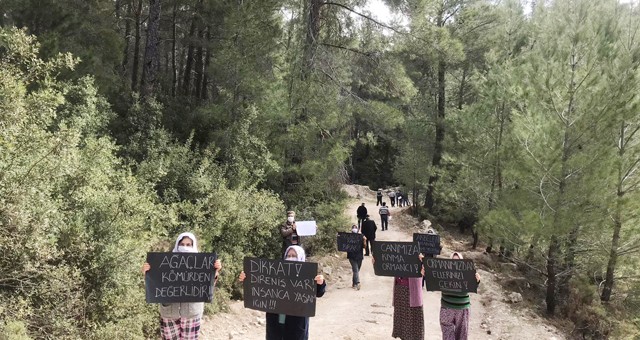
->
[379,202,390,231]
[347,224,366,290]
[388,190,396,207]
[356,203,368,229]
[376,189,383,206]
[361,215,377,256]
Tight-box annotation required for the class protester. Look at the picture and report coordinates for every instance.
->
[372,254,425,340]
[356,203,368,229]
[347,224,366,290]
[360,215,377,256]
[142,232,222,340]
[397,193,403,207]
[379,202,390,231]
[388,190,396,207]
[280,210,301,254]
[376,189,383,206]
[421,228,441,288]
[440,252,481,340]
[239,246,326,340]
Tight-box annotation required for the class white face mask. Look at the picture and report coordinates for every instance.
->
[287,216,295,223]
[177,246,196,253]
[351,228,358,233]
[285,256,297,261]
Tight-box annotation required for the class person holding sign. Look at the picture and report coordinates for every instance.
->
[238,245,326,340]
[372,253,425,340]
[439,252,481,340]
[280,211,301,254]
[142,232,222,340]
[346,225,366,290]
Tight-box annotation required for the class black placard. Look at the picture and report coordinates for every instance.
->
[243,257,318,317]
[145,252,217,303]
[423,258,478,293]
[413,233,441,255]
[371,241,422,277]
[337,232,364,252]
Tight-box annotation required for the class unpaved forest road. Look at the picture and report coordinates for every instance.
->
[200,185,567,340]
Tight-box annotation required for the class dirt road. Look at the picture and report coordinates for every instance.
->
[200,185,567,340]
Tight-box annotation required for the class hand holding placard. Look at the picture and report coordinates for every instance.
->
[242,257,318,317]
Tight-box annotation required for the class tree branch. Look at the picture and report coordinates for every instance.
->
[319,42,374,57]
[323,2,407,36]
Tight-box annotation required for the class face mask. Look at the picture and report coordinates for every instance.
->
[351,228,358,233]
[285,256,297,261]
[287,217,294,223]
[177,246,196,253]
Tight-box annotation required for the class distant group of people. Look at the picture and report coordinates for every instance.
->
[377,188,410,208]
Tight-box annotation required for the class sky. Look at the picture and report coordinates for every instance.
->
[363,0,639,24]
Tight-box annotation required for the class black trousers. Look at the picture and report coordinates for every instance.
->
[376,196,382,205]
[380,215,388,230]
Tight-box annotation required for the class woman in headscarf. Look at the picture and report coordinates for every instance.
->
[372,253,425,340]
[238,245,326,340]
[439,252,481,340]
[142,232,222,340]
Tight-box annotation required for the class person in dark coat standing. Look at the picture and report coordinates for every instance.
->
[356,203,368,229]
[376,189,383,206]
[361,215,377,256]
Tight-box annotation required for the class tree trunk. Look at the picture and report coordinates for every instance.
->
[602,122,626,302]
[171,1,178,97]
[182,1,201,95]
[425,11,447,212]
[458,64,468,110]
[193,27,205,98]
[131,0,143,92]
[425,58,446,211]
[302,0,323,79]
[546,235,559,314]
[200,26,211,100]
[121,0,132,77]
[141,0,161,98]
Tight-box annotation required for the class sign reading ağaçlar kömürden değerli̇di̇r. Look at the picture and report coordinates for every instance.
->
[145,252,217,303]
[243,257,318,317]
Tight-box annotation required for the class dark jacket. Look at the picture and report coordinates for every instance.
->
[356,205,368,218]
[265,281,327,340]
[361,219,377,240]
[280,222,301,253]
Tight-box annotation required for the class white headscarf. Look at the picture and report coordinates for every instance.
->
[284,245,306,262]
[172,232,198,253]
